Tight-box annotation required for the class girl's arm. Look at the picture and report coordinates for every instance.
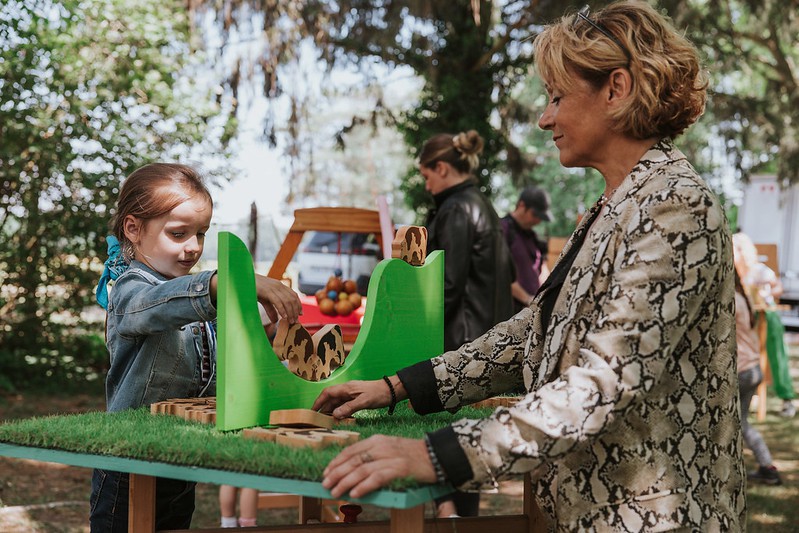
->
[209,273,302,324]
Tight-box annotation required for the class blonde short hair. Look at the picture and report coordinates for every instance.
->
[533,0,707,140]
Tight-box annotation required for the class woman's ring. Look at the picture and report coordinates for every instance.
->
[360,452,374,464]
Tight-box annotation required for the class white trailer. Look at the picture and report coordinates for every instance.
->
[738,174,799,329]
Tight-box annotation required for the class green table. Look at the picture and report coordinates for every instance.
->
[0,443,544,532]
[0,407,546,532]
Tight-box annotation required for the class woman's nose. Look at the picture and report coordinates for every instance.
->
[538,106,553,130]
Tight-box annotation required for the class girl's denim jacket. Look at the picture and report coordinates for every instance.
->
[105,260,217,412]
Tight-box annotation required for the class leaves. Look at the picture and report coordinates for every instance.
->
[0,0,230,379]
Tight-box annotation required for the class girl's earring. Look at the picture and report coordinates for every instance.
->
[123,242,136,262]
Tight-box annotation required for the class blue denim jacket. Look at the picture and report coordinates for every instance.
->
[105,260,217,412]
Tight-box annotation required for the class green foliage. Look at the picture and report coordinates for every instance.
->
[308,0,570,215]
[0,0,229,390]
[663,0,799,186]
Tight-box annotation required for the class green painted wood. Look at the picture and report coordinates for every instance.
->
[217,232,444,431]
[0,443,452,508]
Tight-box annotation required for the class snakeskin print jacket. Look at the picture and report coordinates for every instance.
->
[399,140,746,531]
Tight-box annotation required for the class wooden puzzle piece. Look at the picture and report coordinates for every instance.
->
[391,226,428,266]
[269,408,335,429]
[242,426,360,449]
[311,324,346,380]
[150,397,217,424]
[273,321,314,363]
[470,396,520,409]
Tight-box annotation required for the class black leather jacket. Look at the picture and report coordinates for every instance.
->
[426,181,515,351]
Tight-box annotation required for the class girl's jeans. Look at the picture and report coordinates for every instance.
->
[89,468,195,532]
[738,366,774,467]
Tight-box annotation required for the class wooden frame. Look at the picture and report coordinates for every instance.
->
[266,207,385,281]
[216,232,445,430]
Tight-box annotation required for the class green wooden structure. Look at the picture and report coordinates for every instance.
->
[216,232,444,431]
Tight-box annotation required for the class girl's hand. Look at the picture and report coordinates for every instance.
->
[321,435,437,499]
[312,377,404,419]
[254,274,302,324]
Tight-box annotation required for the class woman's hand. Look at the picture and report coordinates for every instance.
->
[254,274,302,324]
[322,435,437,498]
[312,377,405,419]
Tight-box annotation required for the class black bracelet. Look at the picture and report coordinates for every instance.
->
[382,375,397,415]
[424,434,448,484]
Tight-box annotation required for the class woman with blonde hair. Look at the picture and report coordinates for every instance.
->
[733,231,796,417]
[314,2,745,529]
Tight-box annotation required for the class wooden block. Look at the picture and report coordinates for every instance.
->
[269,409,334,429]
[470,396,521,409]
[391,226,427,266]
[311,324,346,380]
[276,428,360,449]
[149,397,216,424]
[242,427,280,442]
[273,321,314,363]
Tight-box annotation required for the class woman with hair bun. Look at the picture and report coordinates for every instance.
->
[314,2,745,529]
[415,129,515,517]
[418,130,514,355]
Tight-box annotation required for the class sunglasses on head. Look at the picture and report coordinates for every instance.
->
[573,5,632,64]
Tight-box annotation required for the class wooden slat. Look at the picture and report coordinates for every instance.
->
[292,208,382,234]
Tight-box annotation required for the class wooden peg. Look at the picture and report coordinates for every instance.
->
[391,226,428,266]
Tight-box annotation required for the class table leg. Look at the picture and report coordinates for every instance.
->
[524,473,547,533]
[390,504,424,533]
[129,473,156,533]
[299,496,323,524]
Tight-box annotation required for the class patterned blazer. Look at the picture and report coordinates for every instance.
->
[404,141,746,531]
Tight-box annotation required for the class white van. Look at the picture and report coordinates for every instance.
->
[296,231,382,295]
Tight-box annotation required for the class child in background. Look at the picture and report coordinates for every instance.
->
[734,270,782,485]
[733,232,796,418]
[91,163,302,532]
[219,486,259,528]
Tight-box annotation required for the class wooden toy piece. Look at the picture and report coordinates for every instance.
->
[311,324,346,380]
[273,320,314,364]
[470,396,521,409]
[149,397,216,425]
[242,426,360,449]
[269,408,335,429]
[241,427,279,442]
[391,225,428,266]
[340,504,363,523]
[276,427,359,449]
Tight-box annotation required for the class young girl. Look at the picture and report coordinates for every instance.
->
[90,163,301,532]
[734,270,782,485]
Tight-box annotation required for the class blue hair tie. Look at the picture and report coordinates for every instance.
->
[95,235,129,309]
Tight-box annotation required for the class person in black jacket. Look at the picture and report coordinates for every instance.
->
[420,129,515,352]
[418,129,515,517]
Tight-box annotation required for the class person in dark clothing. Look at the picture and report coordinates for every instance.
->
[420,129,515,353]
[501,187,552,313]
[418,129,515,517]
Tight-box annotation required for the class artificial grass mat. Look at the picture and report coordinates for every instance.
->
[0,401,494,490]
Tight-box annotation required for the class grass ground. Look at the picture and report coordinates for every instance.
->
[1,335,797,531]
